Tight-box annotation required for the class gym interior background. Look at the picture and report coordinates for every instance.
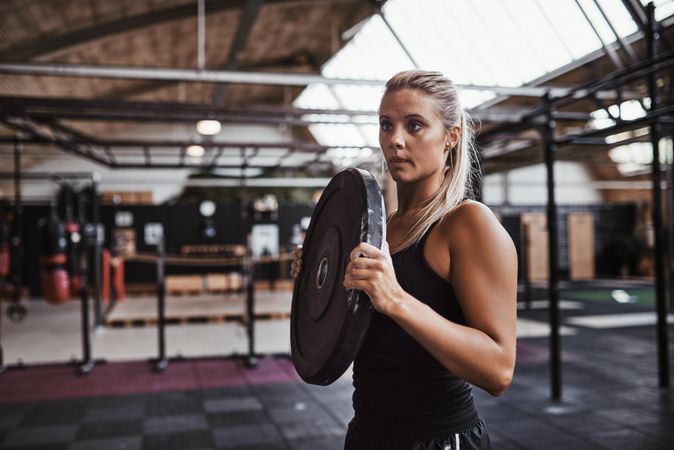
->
[1,0,674,449]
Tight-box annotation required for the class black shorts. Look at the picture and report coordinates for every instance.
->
[344,417,491,450]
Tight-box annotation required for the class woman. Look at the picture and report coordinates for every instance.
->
[292,70,517,450]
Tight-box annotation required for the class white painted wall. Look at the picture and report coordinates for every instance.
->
[482,161,602,205]
[1,122,294,203]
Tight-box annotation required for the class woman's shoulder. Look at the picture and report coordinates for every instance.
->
[438,200,511,247]
[441,199,497,228]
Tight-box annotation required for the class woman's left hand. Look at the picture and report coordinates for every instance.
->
[343,241,404,315]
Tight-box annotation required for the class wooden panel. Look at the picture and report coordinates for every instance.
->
[568,213,595,280]
[205,273,227,292]
[137,191,153,204]
[254,279,294,292]
[120,192,136,204]
[227,272,243,291]
[101,191,153,204]
[166,274,203,295]
[521,213,549,282]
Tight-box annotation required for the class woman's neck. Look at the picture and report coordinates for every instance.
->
[395,173,443,216]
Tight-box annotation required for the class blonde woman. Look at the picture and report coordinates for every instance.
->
[292,70,517,450]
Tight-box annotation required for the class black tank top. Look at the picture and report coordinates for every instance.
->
[351,221,478,439]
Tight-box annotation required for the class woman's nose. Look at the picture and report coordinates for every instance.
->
[390,129,405,148]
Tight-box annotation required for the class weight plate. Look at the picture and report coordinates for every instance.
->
[291,168,385,385]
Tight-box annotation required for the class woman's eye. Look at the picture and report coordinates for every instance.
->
[380,121,392,131]
[407,121,422,131]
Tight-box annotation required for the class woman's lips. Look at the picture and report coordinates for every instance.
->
[388,158,409,168]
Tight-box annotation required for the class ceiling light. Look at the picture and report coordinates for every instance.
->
[187,145,205,157]
[197,119,221,135]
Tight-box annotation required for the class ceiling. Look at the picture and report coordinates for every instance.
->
[0,0,672,183]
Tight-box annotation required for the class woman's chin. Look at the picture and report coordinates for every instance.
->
[390,172,415,184]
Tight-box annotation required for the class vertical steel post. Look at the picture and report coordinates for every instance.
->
[543,94,562,401]
[666,126,674,314]
[245,231,256,368]
[646,2,670,389]
[521,221,533,310]
[91,176,102,327]
[12,138,23,311]
[240,161,257,368]
[155,236,168,372]
[78,192,94,375]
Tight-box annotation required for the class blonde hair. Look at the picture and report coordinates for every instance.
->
[383,70,481,252]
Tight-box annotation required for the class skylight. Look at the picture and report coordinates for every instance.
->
[295,0,673,169]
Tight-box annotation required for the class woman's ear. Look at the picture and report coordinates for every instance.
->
[448,125,461,149]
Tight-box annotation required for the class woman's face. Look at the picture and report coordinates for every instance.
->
[379,89,453,185]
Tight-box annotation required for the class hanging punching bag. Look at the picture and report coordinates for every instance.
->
[38,215,70,305]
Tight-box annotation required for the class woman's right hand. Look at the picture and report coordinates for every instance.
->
[290,245,303,279]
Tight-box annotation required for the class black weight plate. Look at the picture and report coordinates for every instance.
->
[291,168,385,385]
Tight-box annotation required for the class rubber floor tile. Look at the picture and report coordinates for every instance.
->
[143,414,209,434]
[288,436,345,450]
[81,404,145,423]
[68,436,142,450]
[207,410,269,428]
[204,397,263,414]
[279,417,344,441]
[142,430,213,450]
[0,416,22,434]
[0,425,78,447]
[75,420,143,440]
[146,397,204,416]
[267,402,332,425]
[19,409,83,427]
[212,423,282,448]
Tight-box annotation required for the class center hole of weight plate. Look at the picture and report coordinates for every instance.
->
[316,257,329,289]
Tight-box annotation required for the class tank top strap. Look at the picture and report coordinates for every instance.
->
[413,218,442,251]
[416,199,471,246]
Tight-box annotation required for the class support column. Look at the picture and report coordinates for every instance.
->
[154,236,168,372]
[666,125,674,314]
[78,190,94,375]
[91,176,102,328]
[543,94,562,401]
[647,2,670,389]
[240,170,257,369]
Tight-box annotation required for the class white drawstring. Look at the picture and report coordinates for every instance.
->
[444,432,461,449]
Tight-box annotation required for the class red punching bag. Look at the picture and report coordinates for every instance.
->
[38,215,70,305]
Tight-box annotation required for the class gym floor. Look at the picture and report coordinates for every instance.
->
[1,281,673,450]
